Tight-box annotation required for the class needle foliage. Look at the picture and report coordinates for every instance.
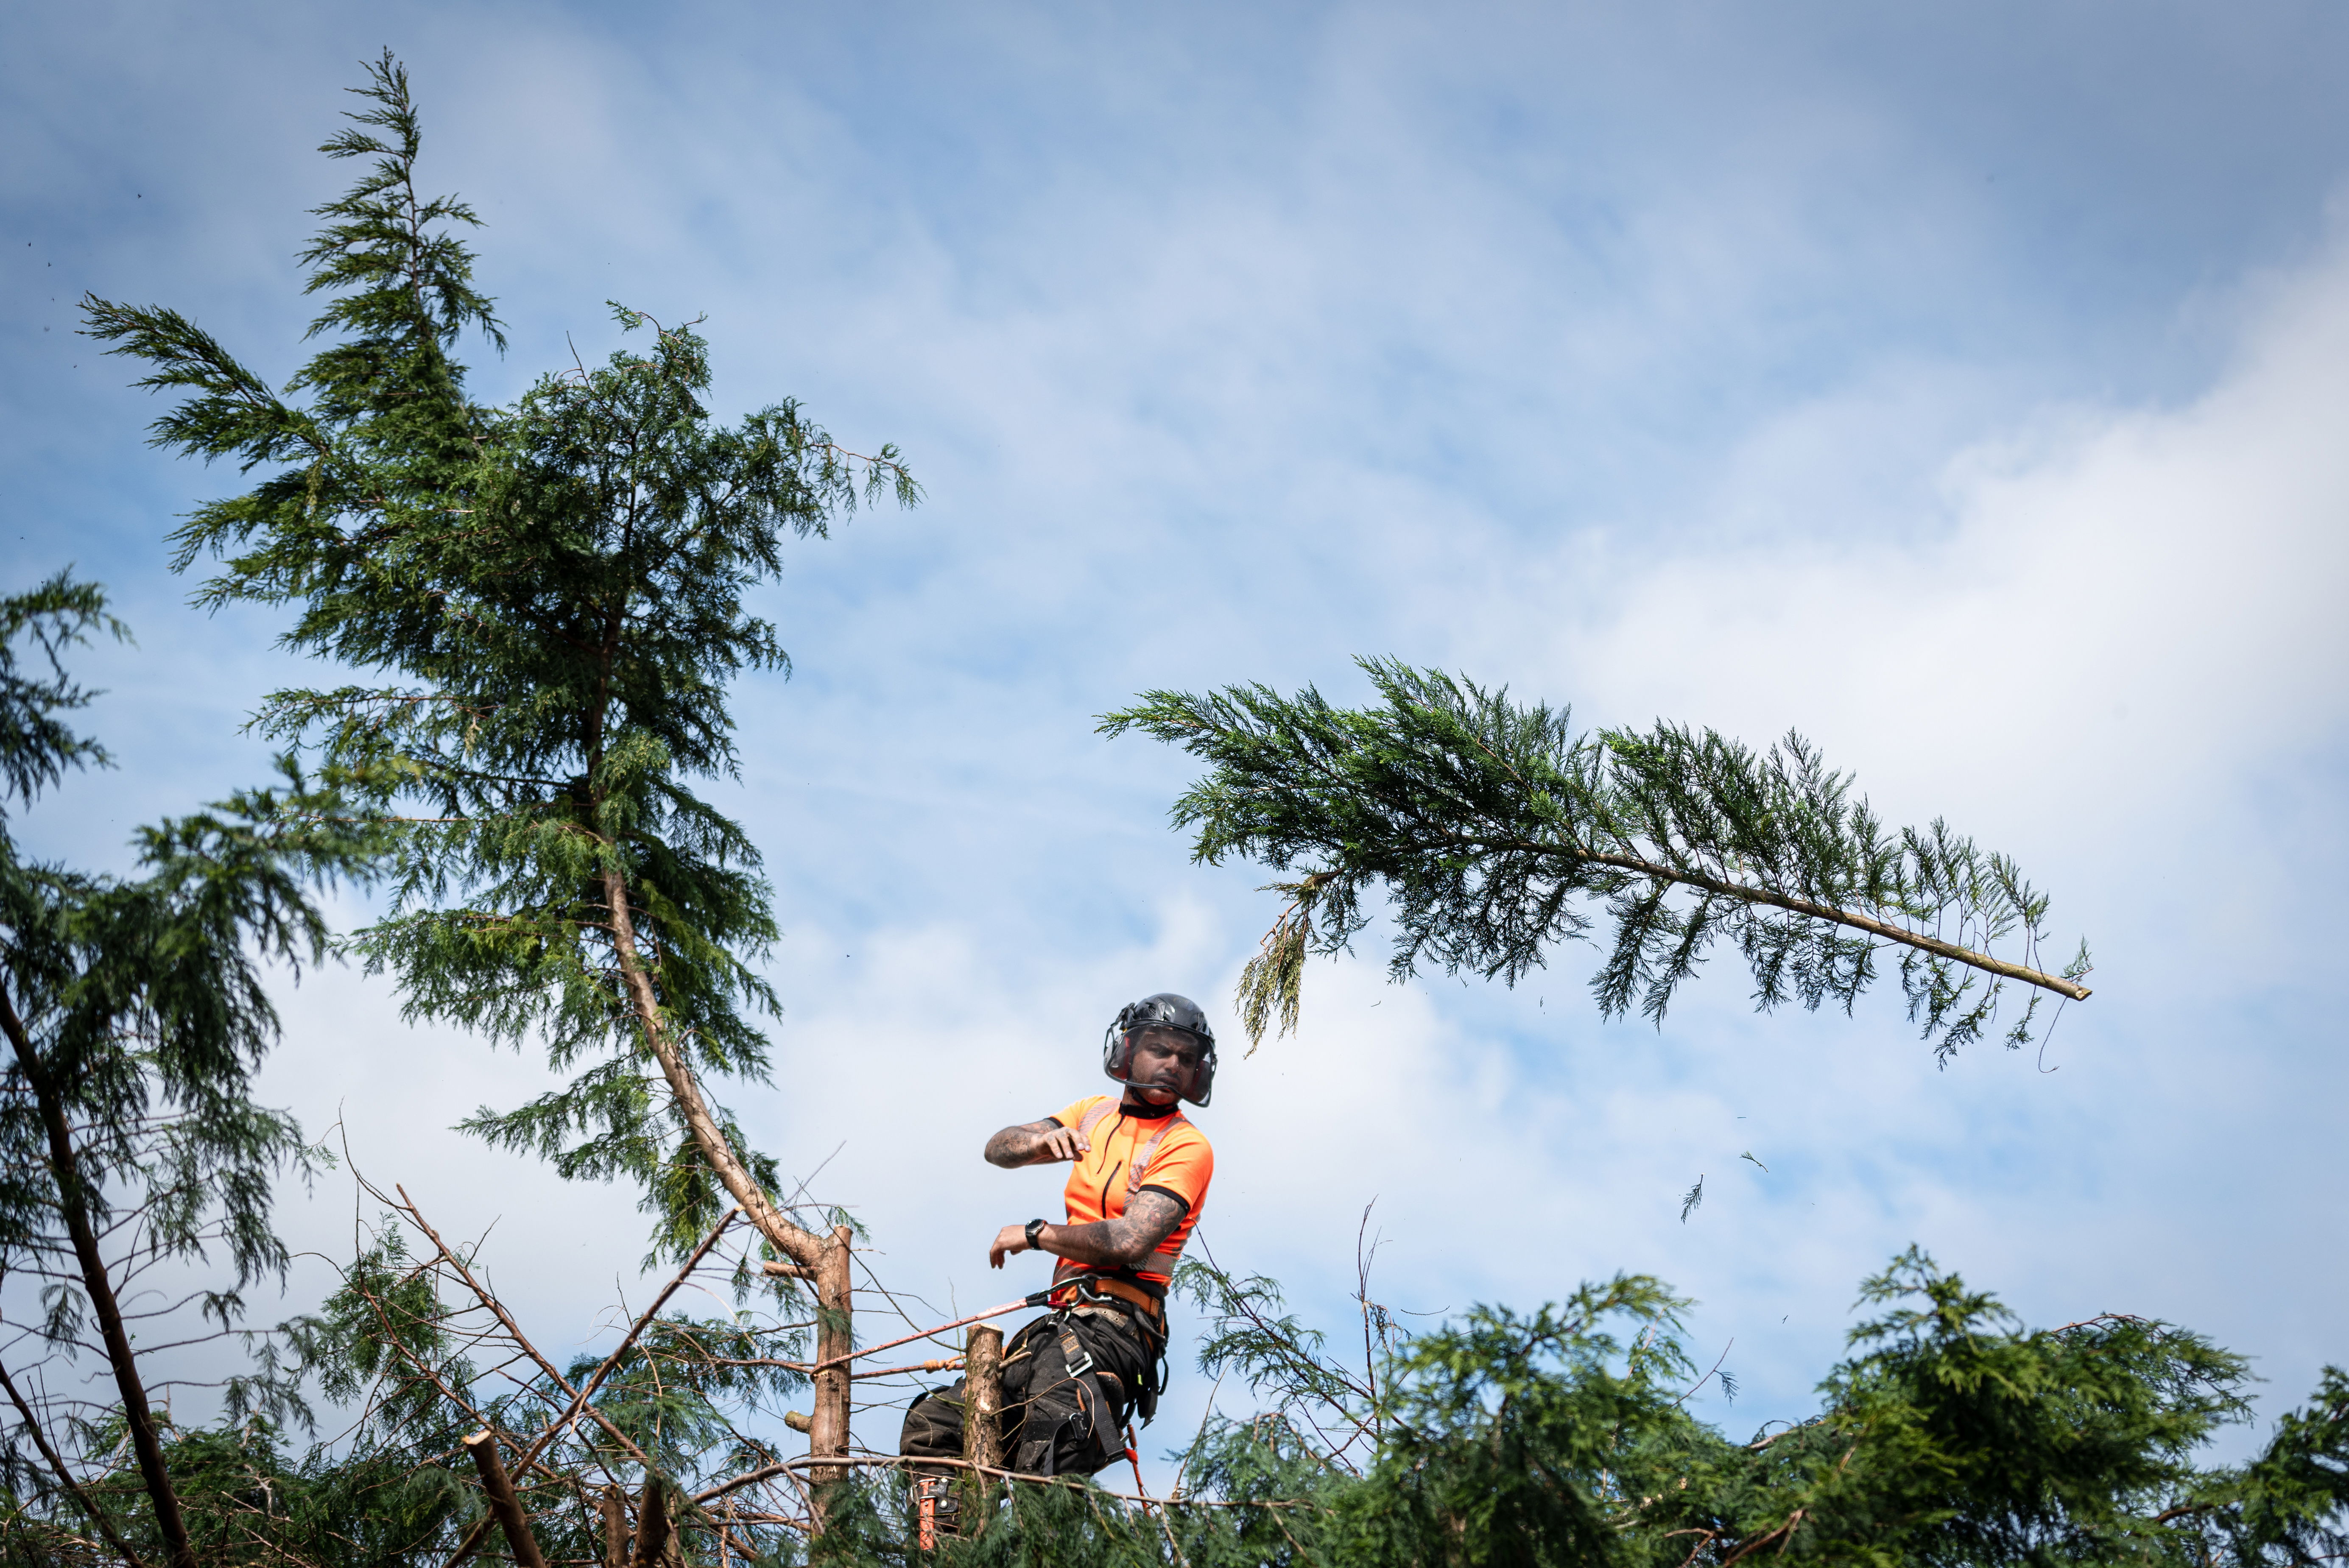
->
[759,1250,2349,1568]
[82,53,918,1259]
[0,576,378,1565]
[1103,659,2092,1059]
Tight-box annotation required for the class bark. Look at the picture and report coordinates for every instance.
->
[810,1224,855,1489]
[597,865,838,1258]
[461,1429,550,1568]
[599,1485,628,1568]
[0,980,194,1568]
[628,1476,670,1568]
[963,1324,1006,1472]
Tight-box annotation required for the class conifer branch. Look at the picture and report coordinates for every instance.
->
[1105,658,2092,1059]
[0,1358,152,1568]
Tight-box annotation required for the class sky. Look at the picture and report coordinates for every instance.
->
[5,0,2348,1487]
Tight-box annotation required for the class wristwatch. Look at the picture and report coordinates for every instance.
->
[1025,1218,1048,1251]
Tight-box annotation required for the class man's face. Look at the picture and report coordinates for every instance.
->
[1128,1028,1203,1104]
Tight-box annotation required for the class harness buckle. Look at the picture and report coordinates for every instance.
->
[1057,1321,1095,1379]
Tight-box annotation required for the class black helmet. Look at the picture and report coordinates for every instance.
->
[1102,993,1218,1107]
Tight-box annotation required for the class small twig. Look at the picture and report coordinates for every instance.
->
[1673,1340,1734,1408]
[849,1356,961,1381]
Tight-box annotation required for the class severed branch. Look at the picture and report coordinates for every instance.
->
[1103,663,2094,1055]
[463,1429,551,1568]
[517,1209,743,1460]
[1540,841,2087,998]
[389,1182,664,1472]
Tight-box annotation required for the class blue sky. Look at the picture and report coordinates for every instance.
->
[6,0,2348,1478]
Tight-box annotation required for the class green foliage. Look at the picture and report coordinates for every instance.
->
[0,575,376,1324]
[11,1242,2338,1565]
[69,1417,471,1568]
[882,1251,2342,1568]
[84,56,918,1258]
[0,573,126,810]
[0,577,383,1562]
[1102,658,2092,1060]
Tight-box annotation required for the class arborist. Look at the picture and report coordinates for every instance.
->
[900,991,1218,1502]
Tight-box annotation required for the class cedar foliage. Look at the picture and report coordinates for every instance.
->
[1103,659,2094,1059]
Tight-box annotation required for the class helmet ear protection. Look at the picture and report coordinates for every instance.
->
[1102,992,1218,1107]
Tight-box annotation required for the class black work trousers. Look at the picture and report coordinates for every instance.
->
[899,1304,1159,1479]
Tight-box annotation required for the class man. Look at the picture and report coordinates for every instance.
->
[899,992,1218,1498]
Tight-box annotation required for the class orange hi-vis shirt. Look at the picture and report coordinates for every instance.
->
[1046,1094,1213,1286]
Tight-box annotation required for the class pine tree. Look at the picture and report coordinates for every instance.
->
[84,51,918,1482]
[0,576,376,1566]
[1103,658,2092,1059]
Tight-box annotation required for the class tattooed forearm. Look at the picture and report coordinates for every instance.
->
[1039,1188,1185,1268]
[984,1119,1080,1168]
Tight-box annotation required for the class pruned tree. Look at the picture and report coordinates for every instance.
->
[0,576,376,1567]
[1102,658,2092,1059]
[83,52,918,1478]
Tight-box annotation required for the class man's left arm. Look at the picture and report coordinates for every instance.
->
[989,1189,1185,1270]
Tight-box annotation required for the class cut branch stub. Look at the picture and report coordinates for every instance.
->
[462,1430,550,1568]
[964,1323,1006,1473]
[627,1476,670,1568]
[808,1223,855,1492]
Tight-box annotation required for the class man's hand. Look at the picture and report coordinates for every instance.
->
[990,1222,1046,1269]
[989,1191,1186,1273]
[983,1119,1091,1169]
[1034,1125,1090,1162]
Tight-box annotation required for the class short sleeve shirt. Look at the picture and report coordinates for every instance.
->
[1046,1095,1213,1282]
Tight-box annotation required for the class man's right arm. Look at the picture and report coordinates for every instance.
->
[983,1117,1092,1169]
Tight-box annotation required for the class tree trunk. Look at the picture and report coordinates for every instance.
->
[810,1223,855,1493]
[598,863,832,1267]
[963,1325,1005,1473]
[628,1476,669,1568]
[0,984,194,1568]
[599,1485,628,1568]
[596,865,855,1520]
[961,1322,1005,1533]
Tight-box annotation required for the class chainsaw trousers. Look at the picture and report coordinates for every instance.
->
[898,1306,1156,1480]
